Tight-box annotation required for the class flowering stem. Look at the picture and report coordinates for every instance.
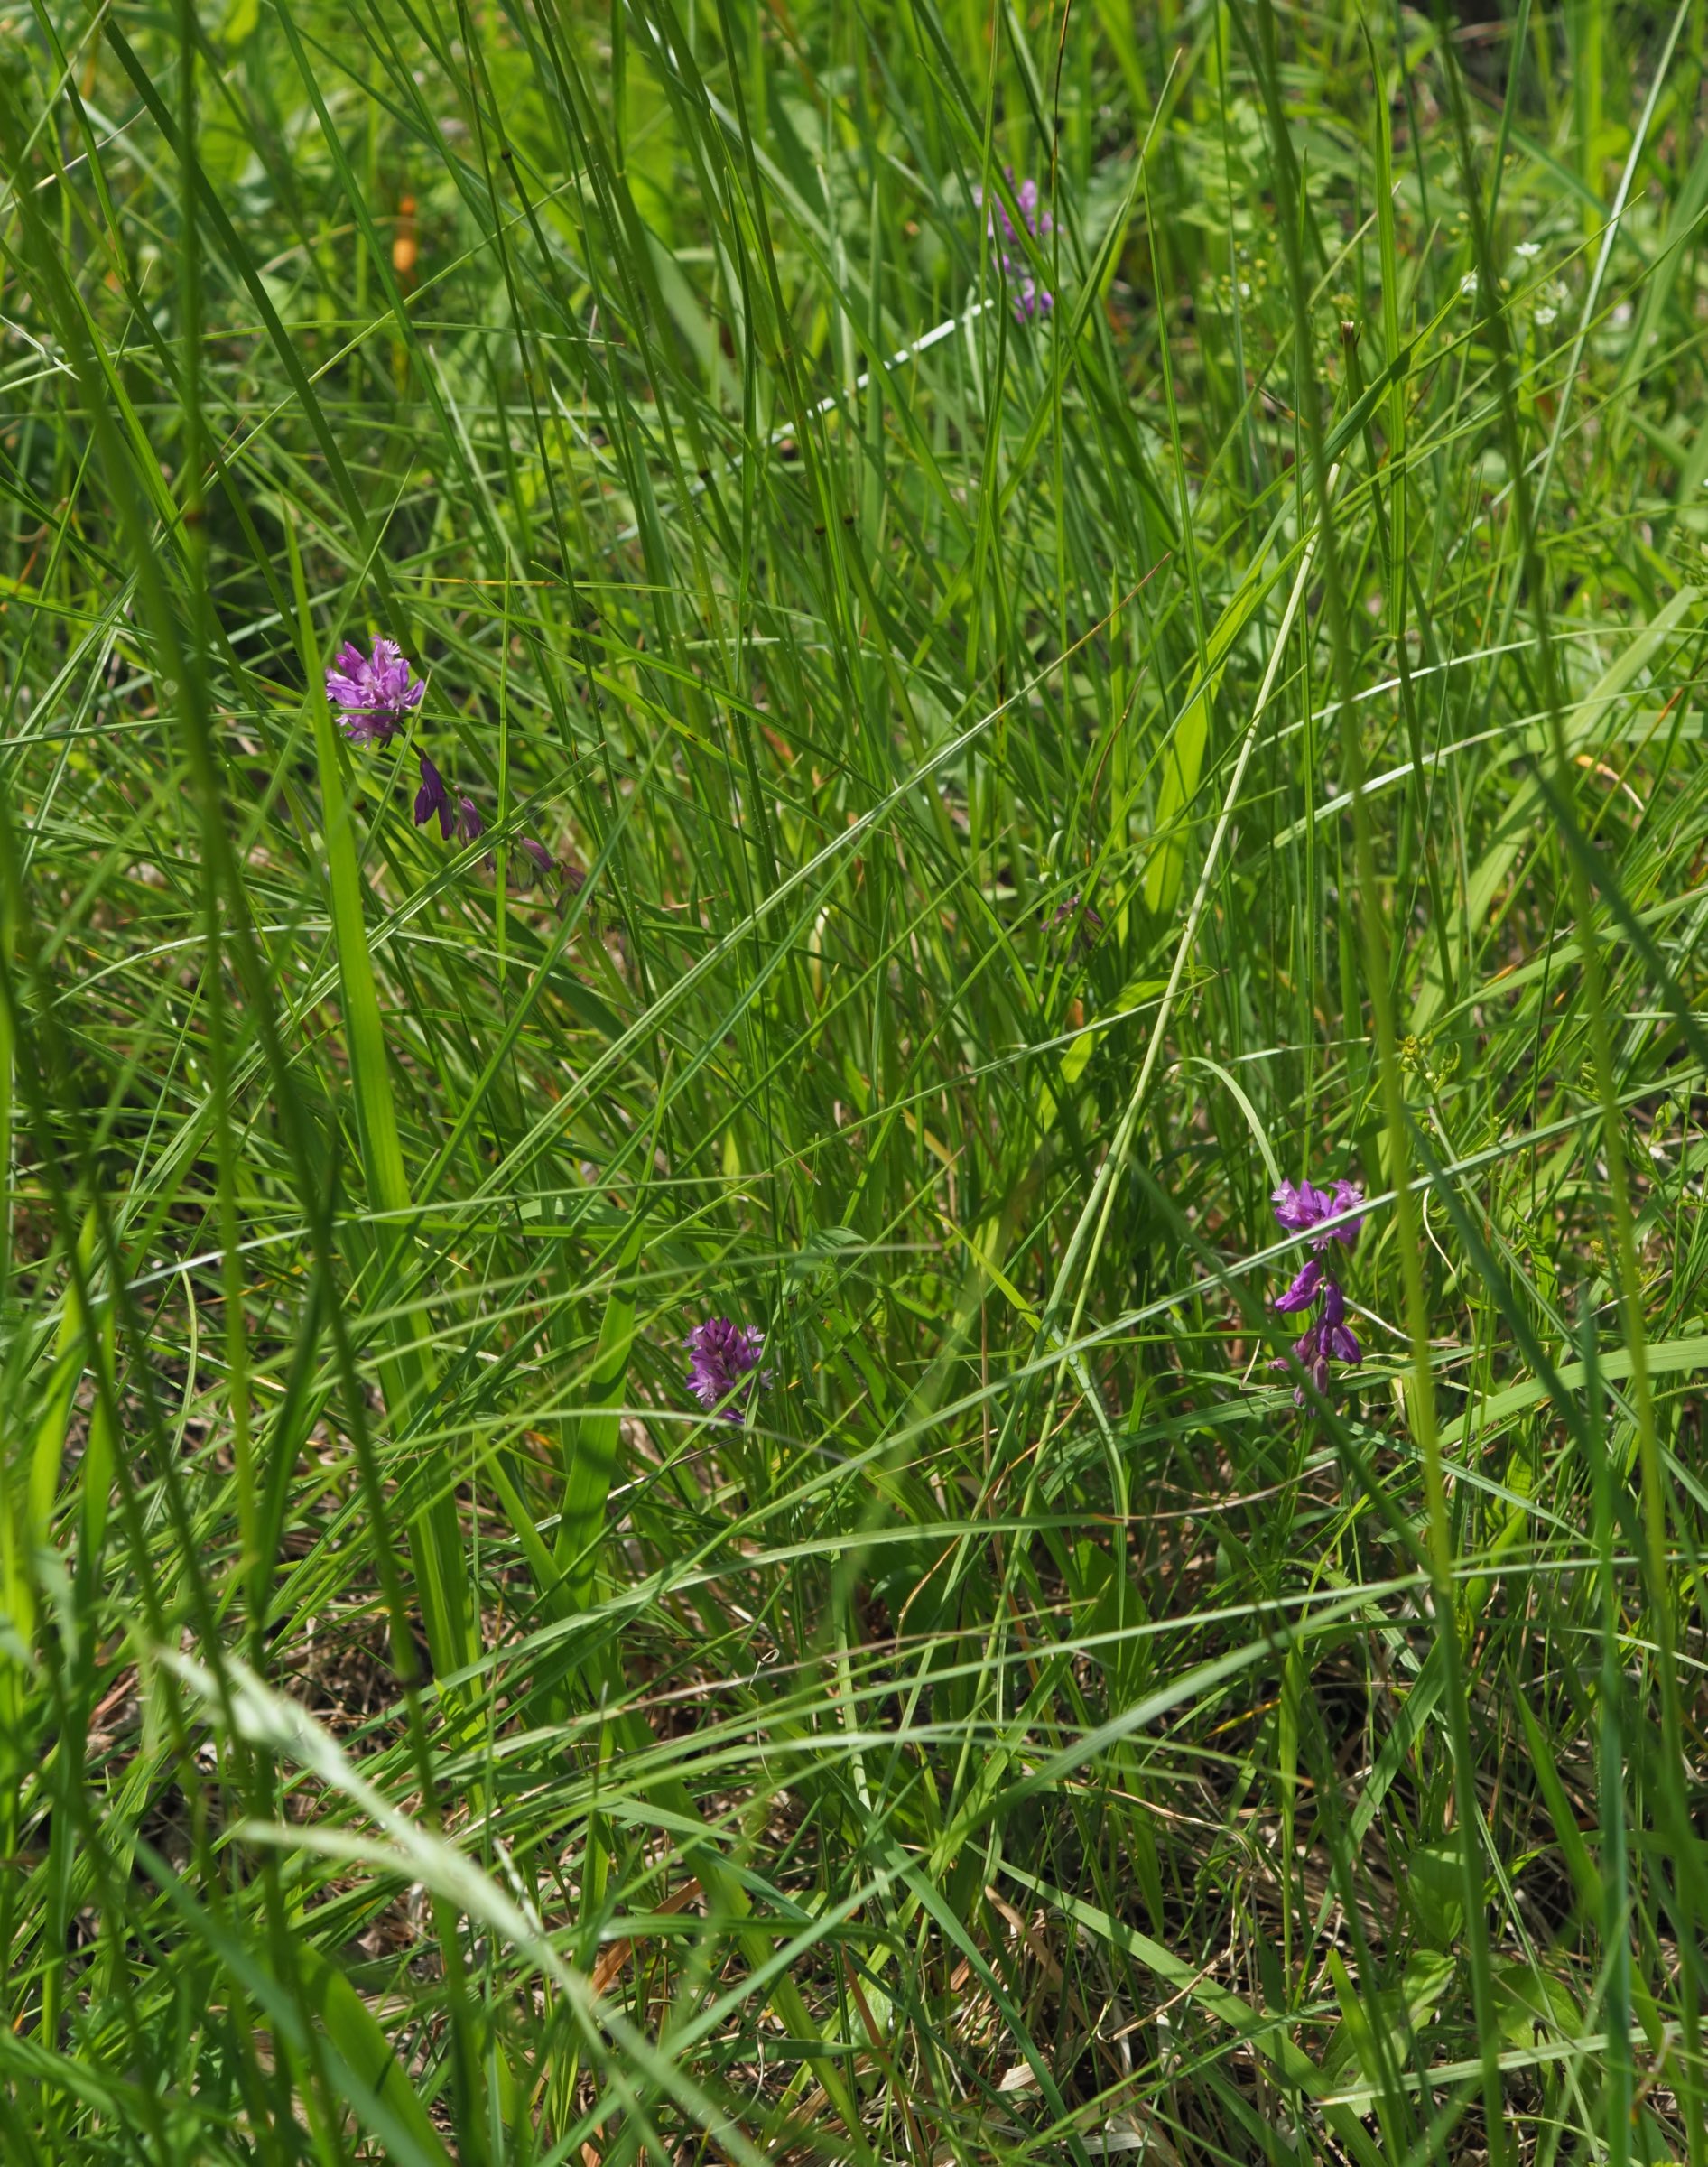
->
[1252,0,1509,2150]
[290,531,478,1696]
[1046,467,1332,1443]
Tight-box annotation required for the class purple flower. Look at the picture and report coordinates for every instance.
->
[413,752,453,839]
[1319,1276,1361,1364]
[1272,1177,1364,1250]
[685,1318,771,1421]
[974,169,1054,325]
[1286,1324,1332,1403]
[325,637,424,746]
[518,837,555,883]
[455,796,484,844]
[1269,1171,1364,1402]
[1272,1177,1332,1235]
[1278,1280,1363,1402]
[1273,1256,1324,1313]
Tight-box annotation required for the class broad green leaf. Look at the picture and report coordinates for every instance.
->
[294,1948,456,2167]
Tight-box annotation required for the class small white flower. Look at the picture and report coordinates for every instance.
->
[1460,271,1479,299]
[1534,303,1557,326]
[1514,240,1542,260]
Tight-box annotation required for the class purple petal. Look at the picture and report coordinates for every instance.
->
[340,712,397,748]
[1274,1258,1324,1314]
[368,637,408,697]
[456,795,484,844]
[413,753,452,840]
[1327,1179,1366,1247]
[1273,1178,1332,1234]
[1327,1322,1361,1365]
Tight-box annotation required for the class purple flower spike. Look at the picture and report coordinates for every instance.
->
[1267,1169,1364,1404]
[413,752,453,839]
[686,1318,771,1421]
[975,168,1054,326]
[325,636,424,746]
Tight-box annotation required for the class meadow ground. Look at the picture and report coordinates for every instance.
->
[3,0,1708,2160]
